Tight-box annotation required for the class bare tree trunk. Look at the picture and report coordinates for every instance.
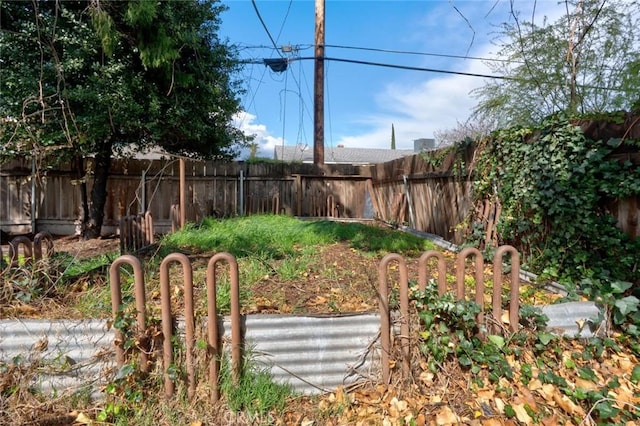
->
[83,139,112,239]
[75,154,89,228]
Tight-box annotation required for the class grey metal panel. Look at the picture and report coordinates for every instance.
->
[541,301,603,337]
[0,319,115,398]
[222,313,381,395]
[0,313,382,397]
[0,304,604,399]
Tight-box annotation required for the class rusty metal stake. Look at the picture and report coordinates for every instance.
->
[206,252,241,402]
[109,255,147,370]
[378,253,409,384]
[33,231,54,261]
[160,253,195,399]
[8,236,32,267]
[493,245,521,333]
[456,247,485,332]
[418,250,447,294]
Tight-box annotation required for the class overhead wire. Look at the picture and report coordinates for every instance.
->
[239,42,523,64]
[275,0,294,45]
[251,0,283,57]
[292,56,511,80]
[295,58,310,146]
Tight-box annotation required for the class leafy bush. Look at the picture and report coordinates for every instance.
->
[472,113,640,331]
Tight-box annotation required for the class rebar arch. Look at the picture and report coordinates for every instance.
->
[108,255,146,369]
[418,250,447,294]
[159,253,195,399]
[492,245,521,333]
[8,236,32,267]
[33,231,54,261]
[206,252,241,403]
[378,253,409,384]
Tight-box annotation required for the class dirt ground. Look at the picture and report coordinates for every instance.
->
[3,233,639,426]
[2,230,557,319]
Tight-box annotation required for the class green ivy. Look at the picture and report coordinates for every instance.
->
[473,114,640,301]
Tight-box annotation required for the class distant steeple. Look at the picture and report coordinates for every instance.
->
[391,124,396,150]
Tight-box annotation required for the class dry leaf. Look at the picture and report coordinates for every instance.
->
[420,370,434,385]
[515,387,538,412]
[74,412,93,425]
[476,387,495,399]
[501,310,510,325]
[541,414,559,426]
[574,377,598,391]
[553,391,585,417]
[512,403,533,424]
[390,397,408,413]
[436,406,459,425]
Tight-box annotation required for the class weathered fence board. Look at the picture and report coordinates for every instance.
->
[1,147,638,245]
[0,159,370,236]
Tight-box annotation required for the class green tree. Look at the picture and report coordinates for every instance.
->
[1,0,248,238]
[472,0,640,127]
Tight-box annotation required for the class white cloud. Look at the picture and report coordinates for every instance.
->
[230,1,569,157]
[232,111,283,159]
[334,52,494,150]
[332,0,567,152]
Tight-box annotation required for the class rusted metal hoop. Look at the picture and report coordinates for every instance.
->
[206,252,241,402]
[493,245,521,333]
[418,250,447,294]
[159,253,194,399]
[378,253,409,383]
[109,255,146,370]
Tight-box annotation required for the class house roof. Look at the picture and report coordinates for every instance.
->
[273,144,416,165]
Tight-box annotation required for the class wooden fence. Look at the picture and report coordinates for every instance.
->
[0,158,371,236]
[1,146,638,245]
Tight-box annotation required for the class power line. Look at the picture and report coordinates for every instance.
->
[251,0,283,57]
[275,0,294,45]
[324,43,520,64]
[235,42,521,64]
[293,56,511,80]
[238,55,634,93]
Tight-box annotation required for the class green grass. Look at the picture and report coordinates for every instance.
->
[55,252,118,281]
[219,353,294,419]
[160,214,433,259]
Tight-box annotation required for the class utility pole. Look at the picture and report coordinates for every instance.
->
[313,0,325,165]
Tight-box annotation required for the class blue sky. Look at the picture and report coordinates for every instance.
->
[219,1,563,159]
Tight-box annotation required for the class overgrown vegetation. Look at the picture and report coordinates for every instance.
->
[471,113,640,334]
[412,280,640,424]
[2,215,639,424]
[161,214,433,258]
[94,316,294,426]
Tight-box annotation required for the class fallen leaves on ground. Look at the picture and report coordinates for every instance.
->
[279,334,640,425]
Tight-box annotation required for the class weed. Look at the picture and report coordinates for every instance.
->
[219,353,294,420]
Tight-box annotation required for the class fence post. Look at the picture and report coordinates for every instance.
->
[109,255,147,370]
[206,252,241,402]
[378,253,409,384]
[493,245,520,333]
[144,211,154,245]
[159,253,195,399]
